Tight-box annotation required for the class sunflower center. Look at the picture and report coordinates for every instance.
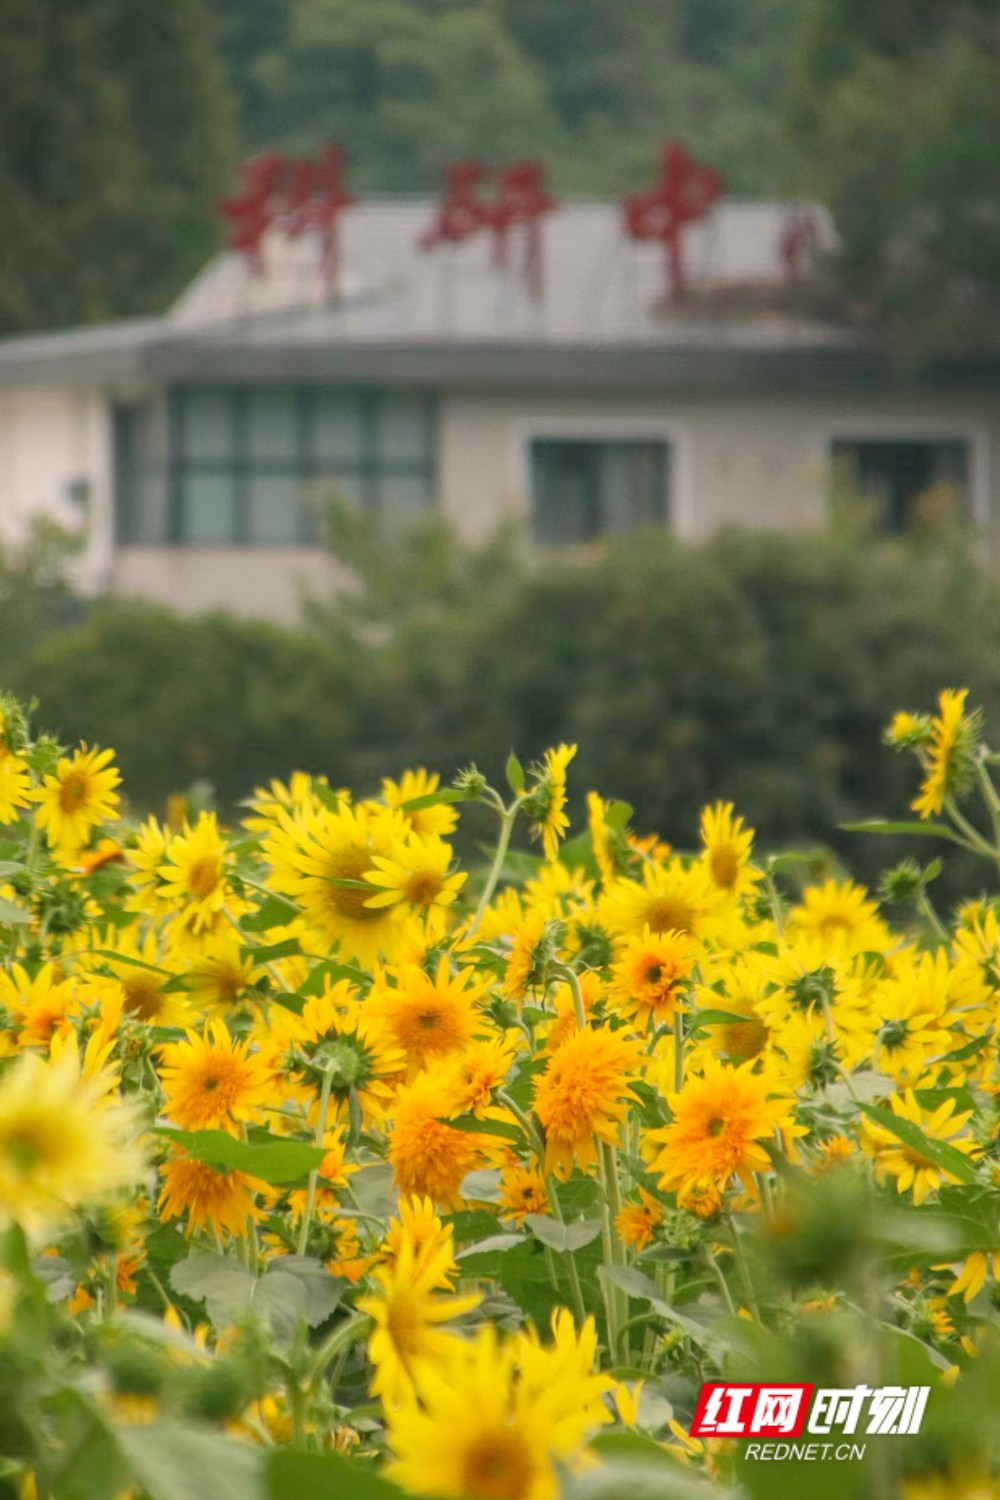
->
[187,856,221,900]
[417,1009,440,1031]
[707,1115,726,1138]
[644,896,695,934]
[326,848,383,923]
[721,1018,768,1062]
[645,964,663,985]
[124,974,164,1020]
[404,872,444,906]
[3,1119,63,1175]
[385,1289,421,1357]
[461,1428,535,1500]
[710,846,740,890]
[58,771,89,811]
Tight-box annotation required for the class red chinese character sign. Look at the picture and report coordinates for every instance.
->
[622,141,725,301]
[418,160,555,301]
[219,145,357,299]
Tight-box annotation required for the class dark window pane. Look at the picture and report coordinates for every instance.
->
[831,439,969,532]
[531,440,668,543]
[180,390,235,462]
[180,473,235,542]
[247,473,303,544]
[247,389,299,463]
[314,391,365,465]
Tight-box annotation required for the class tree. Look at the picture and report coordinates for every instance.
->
[0,0,233,333]
[792,0,1000,361]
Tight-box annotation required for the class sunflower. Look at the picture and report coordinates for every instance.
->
[264,800,412,966]
[609,925,696,1029]
[157,1152,264,1238]
[860,1091,976,1205]
[382,768,459,838]
[380,1196,457,1282]
[911,688,979,820]
[0,743,31,825]
[388,1071,492,1208]
[775,1009,842,1091]
[600,857,720,941]
[527,743,577,862]
[157,1020,272,1135]
[372,958,485,1074]
[0,1038,144,1236]
[650,1056,797,1199]
[181,931,262,1015]
[358,1229,479,1406]
[158,813,230,935]
[786,879,891,957]
[502,913,554,1003]
[870,952,956,1085]
[699,802,761,897]
[127,815,172,915]
[290,980,405,1124]
[363,832,467,935]
[498,1159,549,1225]
[385,1318,609,1500]
[71,925,190,1027]
[241,770,329,834]
[32,744,121,854]
[0,962,79,1050]
[440,1035,518,1118]
[614,1187,663,1251]
[533,1025,644,1178]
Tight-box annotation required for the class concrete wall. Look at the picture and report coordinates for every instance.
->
[112,546,352,620]
[437,390,999,545]
[0,387,114,592]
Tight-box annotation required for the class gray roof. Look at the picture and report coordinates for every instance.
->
[0,198,995,394]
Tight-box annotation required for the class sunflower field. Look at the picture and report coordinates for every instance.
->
[2,690,1000,1500]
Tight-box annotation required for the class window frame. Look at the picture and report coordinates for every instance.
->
[116,384,439,546]
[825,420,990,533]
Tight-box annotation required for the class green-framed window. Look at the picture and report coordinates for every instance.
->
[114,386,438,545]
[530,439,669,544]
[830,438,970,533]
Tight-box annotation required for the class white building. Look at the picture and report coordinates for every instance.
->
[0,198,996,621]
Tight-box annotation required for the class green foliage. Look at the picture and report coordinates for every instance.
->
[0,0,233,332]
[791,0,1000,361]
[208,0,800,195]
[7,521,1000,893]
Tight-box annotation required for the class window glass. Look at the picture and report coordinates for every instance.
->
[314,391,365,465]
[247,473,303,545]
[831,439,969,532]
[247,389,299,464]
[531,440,668,543]
[378,393,433,465]
[181,390,234,462]
[180,473,235,543]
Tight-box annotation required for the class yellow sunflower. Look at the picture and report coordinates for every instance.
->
[533,1025,644,1178]
[158,813,230,935]
[382,768,459,838]
[372,958,485,1075]
[609,924,696,1029]
[600,857,721,941]
[786,878,891,957]
[498,1159,549,1226]
[362,831,467,935]
[157,1020,272,1135]
[860,1091,976,1205]
[911,688,978,820]
[614,1187,663,1251]
[389,1071,493,1208]
[699,801,761,897]
[528,744,577,862]
[0,743,31,825]
[357,1228,479,1406]
[264,800,412,966]
[0,1037,145,1236]
[0,962,79,1050]
[157,1152,264,1238]
[650,1056,797,1199]
[32,743,121,853]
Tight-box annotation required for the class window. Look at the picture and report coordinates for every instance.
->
[830,438,970,533]
[530,440,669,544]
[114,386,437,545]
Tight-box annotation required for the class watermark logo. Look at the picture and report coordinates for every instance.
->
[690,1383,929,1451]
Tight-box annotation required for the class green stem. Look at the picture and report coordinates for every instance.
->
[946,797,999,861]
[726,1213,760,1323]
[705,1247,738,1318]
[916,888,948,944]
[673,1009,685,1093]
[307,1310,372,1387]
[555,965,588,1031]
[599,1139,628,1363]
[764,868,785,935]
[297,1062,335,1256]
[470,802,520,933]
[545,1174,587,1328]
[497,1090,545,1162]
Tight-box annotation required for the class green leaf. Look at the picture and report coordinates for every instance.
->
[265,1449,408,1500]
[115,1421,264,1500]
[689,1008,756,1028]
[240,937,301,963]
[154,1127,327,1185]
[241,894,302,933]
[0,895,31,924]
[840,819,967,846]
[446,1113,523,1142]
[859,1103,979,1185]
[460,1167,503,1202]
[598,1263,659,1300]
[170,1253,341,1340]
[524,1215,602,1252]
[505,750,525,794]
[400,788,473,811]
[457,1233,526,1259]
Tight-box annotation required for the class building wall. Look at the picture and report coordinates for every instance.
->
[1,381,999,622]
[0,387,114,592]
[437,391,999,545]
